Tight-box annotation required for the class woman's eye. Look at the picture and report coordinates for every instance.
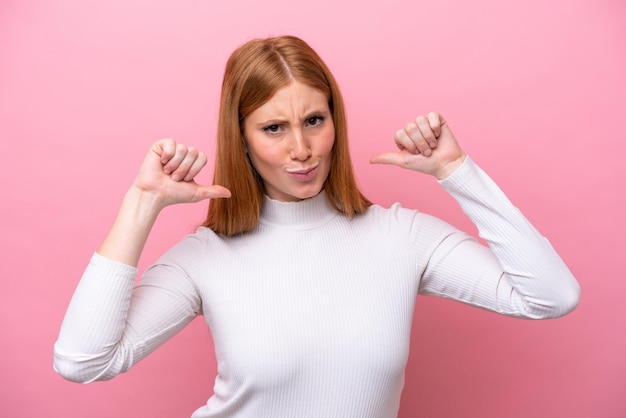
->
[263,124,280,134]
[307,116,324,127]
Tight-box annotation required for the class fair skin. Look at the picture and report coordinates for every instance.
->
[96,81,465,267]
[97,141,231,266]
[242,81,335,202]
[370,113,466,180]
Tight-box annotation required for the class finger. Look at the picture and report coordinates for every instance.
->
[370,151,411,167]
[404,122,432,157]
[156,138,177,164]
[427,112,443,138]
[163,143,191,176]
[169,146,199,181]
[394,129,418,154]
[183,151,208,182]
[416,115,437,149]
[196,184,232,200]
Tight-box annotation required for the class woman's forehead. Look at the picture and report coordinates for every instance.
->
[247,82,330,122]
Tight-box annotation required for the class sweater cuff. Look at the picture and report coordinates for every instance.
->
[437,155,476,189]
[90,251,138,277]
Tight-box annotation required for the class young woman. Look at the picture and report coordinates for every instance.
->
[54,35,580,418]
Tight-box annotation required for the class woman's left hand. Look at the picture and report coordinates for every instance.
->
[370,112,466,180]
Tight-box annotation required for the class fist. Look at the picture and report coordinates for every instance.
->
[370,112,466,180]
[133,139,231,209]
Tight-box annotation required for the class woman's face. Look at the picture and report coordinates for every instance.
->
[242,81,335,202]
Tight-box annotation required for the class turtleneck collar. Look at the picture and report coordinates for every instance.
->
[259,190,338,230]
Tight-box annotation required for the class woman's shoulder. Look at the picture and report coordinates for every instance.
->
[157,226,224,261]
[363,202,422,223]
[183,225,238,248]
[357,202,418,233]
[360,202,457,238]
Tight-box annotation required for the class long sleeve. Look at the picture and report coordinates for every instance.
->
[52,157,580,417]
[418,157,580,318]
[54,236,203,383]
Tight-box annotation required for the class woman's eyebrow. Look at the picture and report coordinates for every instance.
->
[256,118,287,126]
[255,109,330,127]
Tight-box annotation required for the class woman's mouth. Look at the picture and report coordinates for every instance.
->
[287,165,319,181]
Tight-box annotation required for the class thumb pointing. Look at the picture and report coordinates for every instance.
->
[196,184,232,201]
[369,152,403,166]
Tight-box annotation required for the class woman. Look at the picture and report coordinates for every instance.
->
[54,35,580,417]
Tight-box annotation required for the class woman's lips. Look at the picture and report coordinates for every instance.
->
[287,165,319,181]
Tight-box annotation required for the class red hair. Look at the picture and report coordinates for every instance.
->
[203,36,371,236]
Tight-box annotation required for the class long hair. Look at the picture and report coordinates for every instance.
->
[203,35,371,236]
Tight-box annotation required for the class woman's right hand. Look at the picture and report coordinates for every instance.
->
[98,139,230,266]
[133,139,231,210]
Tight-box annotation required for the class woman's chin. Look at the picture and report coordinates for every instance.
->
[267,185,324,202]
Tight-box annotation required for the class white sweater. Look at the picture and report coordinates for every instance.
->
[54,157,580,417]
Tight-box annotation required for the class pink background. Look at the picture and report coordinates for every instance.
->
[2,0,625,417]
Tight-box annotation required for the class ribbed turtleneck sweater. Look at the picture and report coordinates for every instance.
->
[54,157,579,417]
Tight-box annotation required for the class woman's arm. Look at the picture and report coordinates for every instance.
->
[420,157,579,318]
[54,139,230,382]
[100,139,231,266]
[371,114,580,318]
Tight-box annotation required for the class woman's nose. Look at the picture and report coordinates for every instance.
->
[289,130,312,161]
